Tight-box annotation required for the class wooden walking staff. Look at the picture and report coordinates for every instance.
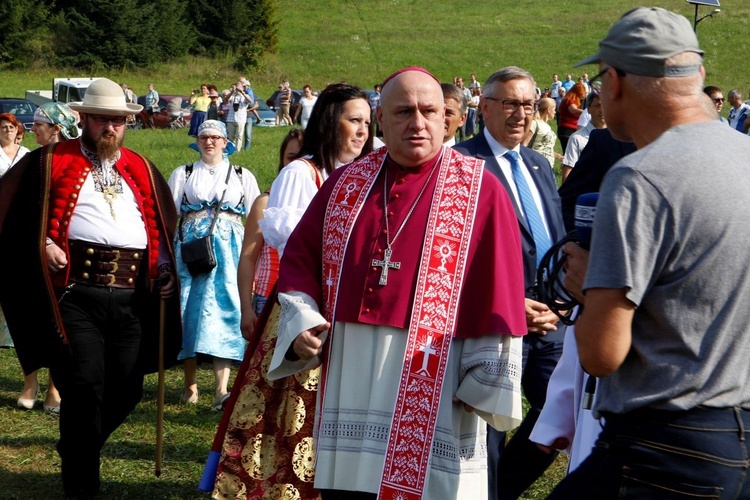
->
[155,297,166,477]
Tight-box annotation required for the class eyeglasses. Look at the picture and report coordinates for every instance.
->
[712,97,725,103]
[198,135,225,143]
[484,97,535,114]
[589,66,626,87]
[589,67,609,86]
[89,115,127,126]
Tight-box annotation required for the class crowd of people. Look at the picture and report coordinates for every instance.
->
[3,6,750,499]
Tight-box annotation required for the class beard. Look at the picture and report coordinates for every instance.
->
[81,128,123,162]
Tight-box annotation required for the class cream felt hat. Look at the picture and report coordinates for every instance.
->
[69,78,144,116]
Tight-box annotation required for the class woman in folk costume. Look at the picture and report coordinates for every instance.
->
[201,84,373,499]
[167,120,260,411]
[237,128,304,334]
[12,102,80,415]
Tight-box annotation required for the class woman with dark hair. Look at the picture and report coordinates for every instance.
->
[237,128,304,335]
[204,84,372,499]
[557,82,587,153]
[294,85,318,129]
[188,83,211,137]
[259,82,373,255]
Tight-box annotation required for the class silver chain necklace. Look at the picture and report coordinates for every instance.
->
[81,142,122,221]
[371,156,441,286]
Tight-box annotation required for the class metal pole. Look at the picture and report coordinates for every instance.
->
[694,3,699,32]
[155,298,166,477]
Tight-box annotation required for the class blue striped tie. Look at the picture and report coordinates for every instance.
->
[505,150,551,266]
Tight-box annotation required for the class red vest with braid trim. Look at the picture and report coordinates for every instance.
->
[46,139,162,287]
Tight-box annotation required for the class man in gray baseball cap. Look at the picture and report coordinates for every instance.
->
[548,7,750,498]
[575,6,704,78]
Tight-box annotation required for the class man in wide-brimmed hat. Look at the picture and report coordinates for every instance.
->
[0,77,182,499]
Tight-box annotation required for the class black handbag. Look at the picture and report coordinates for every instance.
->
[179,164,232,276]
[181,235,216,276]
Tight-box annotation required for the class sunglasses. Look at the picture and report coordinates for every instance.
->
[89,115,127,126]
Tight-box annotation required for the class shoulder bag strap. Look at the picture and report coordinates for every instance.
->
[231,165,244,207]
[207,163,233,235]
[300,158,323,189]
[178,164,194,242]
[179,163,230,241]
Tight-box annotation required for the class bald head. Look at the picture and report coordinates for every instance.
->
[377,69,445,167]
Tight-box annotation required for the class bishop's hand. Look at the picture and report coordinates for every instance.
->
[292,322,331,360]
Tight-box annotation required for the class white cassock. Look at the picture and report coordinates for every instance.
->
[268,291,523,498]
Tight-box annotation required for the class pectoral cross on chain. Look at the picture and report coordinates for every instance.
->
[372,247,401,286]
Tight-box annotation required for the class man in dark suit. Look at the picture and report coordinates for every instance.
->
[558,128,637,232]
[454,66,567,500]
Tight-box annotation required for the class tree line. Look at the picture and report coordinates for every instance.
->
[0,0,278,70]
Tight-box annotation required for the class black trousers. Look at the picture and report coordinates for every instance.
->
[320,490,376,500]
[488,327,565,500]
[50,284,145,496]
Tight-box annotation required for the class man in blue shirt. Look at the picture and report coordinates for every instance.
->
[561,74,575,92]
[728,89,750,132]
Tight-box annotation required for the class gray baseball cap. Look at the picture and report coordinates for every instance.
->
[575,7,704,77]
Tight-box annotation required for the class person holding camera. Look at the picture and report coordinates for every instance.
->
[167,120,260,411]
[144,83,159,128]
[241,80,259,152]
[188,84,211,137]
[226,81,251,150]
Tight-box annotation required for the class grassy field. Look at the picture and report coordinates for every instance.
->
[2,0,746,498]
[0,348,568,499]
[0,348,233,499]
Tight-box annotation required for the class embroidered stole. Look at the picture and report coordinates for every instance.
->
[320,147,484,499]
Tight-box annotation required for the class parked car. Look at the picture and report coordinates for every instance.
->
[265,89,303,124]
[133,94,193,129]
[0,98,38,131]
[253,97,278,127]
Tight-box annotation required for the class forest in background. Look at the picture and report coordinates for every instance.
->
[0,0,278,71]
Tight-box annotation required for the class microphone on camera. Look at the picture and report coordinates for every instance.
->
[574,192,599,250]
[573,192,600,409]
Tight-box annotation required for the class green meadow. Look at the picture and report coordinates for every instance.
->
[1,0,747,498]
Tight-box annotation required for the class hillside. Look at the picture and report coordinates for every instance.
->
[5,0,748,99]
